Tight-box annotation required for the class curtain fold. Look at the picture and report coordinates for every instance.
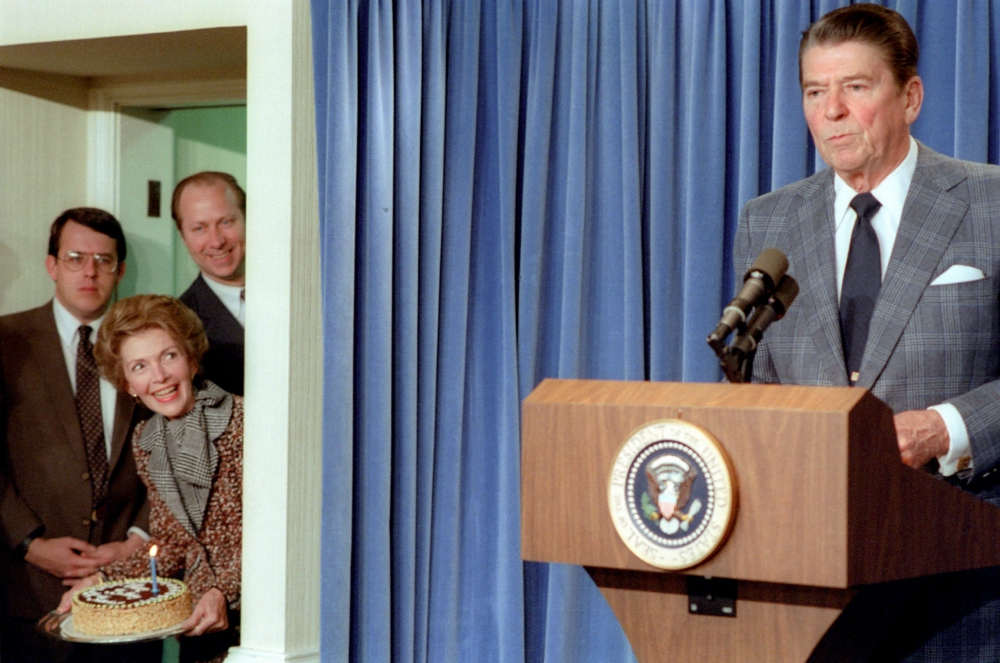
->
[313,0,358,659]
[313,2,1000,661]
[518,2,646,659]
[389,3,422,663]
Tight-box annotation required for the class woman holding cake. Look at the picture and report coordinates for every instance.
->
[58,294,242,663]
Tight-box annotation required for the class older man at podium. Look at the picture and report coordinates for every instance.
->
[735,4,1000,661]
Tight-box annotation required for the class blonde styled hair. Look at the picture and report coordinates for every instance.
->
[94,295,208,391]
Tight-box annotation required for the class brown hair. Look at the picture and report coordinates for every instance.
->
[171,171,246,232]
[48,207,127,262]
[94,295,208,392]
[799,3,919,89]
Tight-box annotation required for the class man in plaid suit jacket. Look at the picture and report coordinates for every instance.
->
[736,5,1000,661]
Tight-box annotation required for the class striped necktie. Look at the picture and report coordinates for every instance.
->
[76,325,108,512]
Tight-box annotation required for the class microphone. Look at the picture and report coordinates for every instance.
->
[707,248,788,347]
[730,275,799,356]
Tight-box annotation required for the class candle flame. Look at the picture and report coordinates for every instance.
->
[150,544,158,557]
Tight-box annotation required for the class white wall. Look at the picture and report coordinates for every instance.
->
[0,1,247,44]
[0,2,322,661]
[118,107,175,298]
[0,86,87,315]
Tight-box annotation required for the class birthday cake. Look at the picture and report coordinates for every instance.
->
[71,577,191,636]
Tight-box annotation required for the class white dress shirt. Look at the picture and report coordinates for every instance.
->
[202,275,245,327]
[52,298,116,458]
[832,137,970,476]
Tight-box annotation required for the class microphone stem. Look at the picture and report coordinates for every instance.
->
[717,347,746,384]
[739,348,756,383]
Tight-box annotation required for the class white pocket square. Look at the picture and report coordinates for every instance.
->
[929,264,986,286]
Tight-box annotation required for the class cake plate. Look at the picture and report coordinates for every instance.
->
[37,610,187,643]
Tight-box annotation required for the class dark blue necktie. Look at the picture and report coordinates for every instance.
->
[840,193,883,383]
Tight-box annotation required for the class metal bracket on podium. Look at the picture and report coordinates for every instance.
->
[687,576,737,617]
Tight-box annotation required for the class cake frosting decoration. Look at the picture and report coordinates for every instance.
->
[72,577,191,636]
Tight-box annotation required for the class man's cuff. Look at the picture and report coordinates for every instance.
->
[10,525,44,560]
[127,527,151,542]
[929,403,972,476]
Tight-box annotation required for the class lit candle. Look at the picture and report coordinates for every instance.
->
[149,544,159,595]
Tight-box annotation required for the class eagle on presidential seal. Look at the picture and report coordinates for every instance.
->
[642,454,702,535]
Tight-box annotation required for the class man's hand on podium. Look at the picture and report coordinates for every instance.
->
[895,409,950,469]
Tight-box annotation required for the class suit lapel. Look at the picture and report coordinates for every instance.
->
[108,391,135,472]
[31,306,88,462]
[858,149,969,387]
[193,275,244,342]
[788,172,850,385]
[34,304,136,472]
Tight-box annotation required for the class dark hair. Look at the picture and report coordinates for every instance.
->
[799,3,919,89]
[48,208,127,262]
[171,172,246,232]
[94,294,208,392]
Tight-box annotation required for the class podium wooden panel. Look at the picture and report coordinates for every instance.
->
[521,379,1000,662]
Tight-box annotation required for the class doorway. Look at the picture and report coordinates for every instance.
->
[0,26,247,312]
[117,104,247,298]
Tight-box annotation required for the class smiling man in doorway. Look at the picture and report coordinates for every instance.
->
[172,172,246,396]
[735,4,1000,660]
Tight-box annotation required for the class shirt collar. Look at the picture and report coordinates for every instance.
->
[52,297,106,347]
[201,274,244,314]
[833,136,918,230]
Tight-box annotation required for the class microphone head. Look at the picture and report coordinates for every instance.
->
[769,275,799,317]
[745,248,789,289]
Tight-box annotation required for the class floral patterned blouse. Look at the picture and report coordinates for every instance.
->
[101,397,243,609]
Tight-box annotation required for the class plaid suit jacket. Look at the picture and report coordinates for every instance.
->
[736,142,1000,490]
[736,142,1000,661]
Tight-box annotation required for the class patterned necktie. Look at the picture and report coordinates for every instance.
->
[76,325,108,510]
[840,193,883,383]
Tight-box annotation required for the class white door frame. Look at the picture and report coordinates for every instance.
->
[85,67,323,663]
[86,75,246,212]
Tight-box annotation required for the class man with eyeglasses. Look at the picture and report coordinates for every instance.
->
[0,208,157,662]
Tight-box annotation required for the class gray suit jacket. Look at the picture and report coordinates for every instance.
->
[0,303,148,618]
[736,143,1000,660]
[736,143,1000,488]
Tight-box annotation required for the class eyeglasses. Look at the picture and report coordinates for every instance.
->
[59,251,119,274]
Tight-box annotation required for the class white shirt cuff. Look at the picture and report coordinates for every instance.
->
[928,403,972,476]
[127,526,151,542]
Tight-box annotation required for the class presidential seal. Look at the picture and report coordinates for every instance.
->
[608,419,737,570]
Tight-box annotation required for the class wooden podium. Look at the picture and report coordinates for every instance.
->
[521,379,1000,662]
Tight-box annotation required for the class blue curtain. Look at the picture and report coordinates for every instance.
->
[312,1,1000,661]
